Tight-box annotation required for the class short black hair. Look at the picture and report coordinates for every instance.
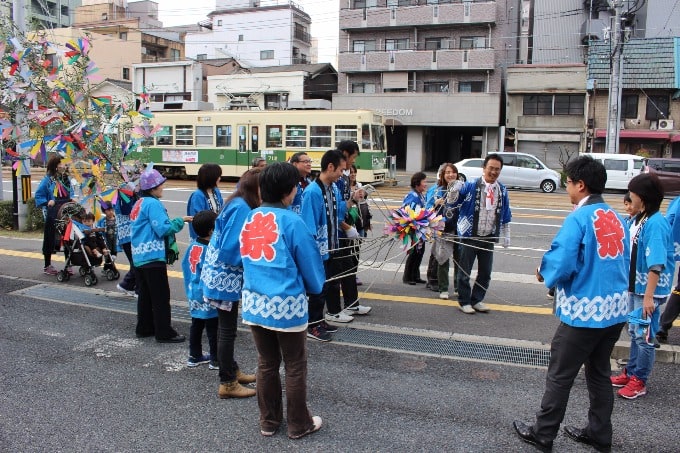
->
[289,152,308,163]
[252,157,266,168]
[192,210,217,238]
[484,153,504,169]
[410,171,427,189]
[84,212,95,221]
[260,162,299,203]
[566,155,606,194]
[321,149,345,172]
[628,173,664,215]
[337,140,360,157]
[196,163,222,191]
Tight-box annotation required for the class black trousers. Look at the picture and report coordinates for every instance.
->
[189,317,218,359]
[402,242,425,283]
[659,270,680,336]
[119,242,137,292]
[308,260,330,325]
[327,242,359,313]
[135,264,177,340]
[533,321,625,445]
[217,306,241,383]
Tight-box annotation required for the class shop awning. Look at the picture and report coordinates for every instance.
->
[594,129,671,139]
[671,134,680,143]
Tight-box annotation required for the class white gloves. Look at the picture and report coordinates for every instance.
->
[500,224,510,248]
[344,226,360,239]
[446,180,464,204]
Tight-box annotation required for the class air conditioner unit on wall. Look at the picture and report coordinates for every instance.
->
[658,119,675,130]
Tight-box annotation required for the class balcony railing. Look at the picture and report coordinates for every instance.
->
[294,30,311,43]
[338,48,495,72]
[340,0,497,30]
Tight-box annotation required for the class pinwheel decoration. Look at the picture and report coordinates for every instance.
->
[385,206,444,250]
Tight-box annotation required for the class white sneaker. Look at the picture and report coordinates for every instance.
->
[343,305,372,315]
[472,302,490,312]
[116,284,136,297]
[459,305,475,314]
[439,292,449,300]
[325,312,354,323]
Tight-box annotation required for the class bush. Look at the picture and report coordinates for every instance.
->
[0,198,44,231]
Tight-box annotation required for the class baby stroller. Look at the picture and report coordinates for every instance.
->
[54,203,119,286]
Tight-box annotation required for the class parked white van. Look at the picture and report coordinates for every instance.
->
[584,153,644,190]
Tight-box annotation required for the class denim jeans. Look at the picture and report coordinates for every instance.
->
[250,326,314,438]
[626,293,662,383]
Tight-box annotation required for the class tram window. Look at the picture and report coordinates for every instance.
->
[335,125,357,146]
[361,124,371,150]
[286,125,307,148]
[310,126,332,148]
[371,124,385,150]
[266,125,282,147]
[176,125,194,146]
[216,125,231,147]
[156,126,173,145]
[196,126,213,145]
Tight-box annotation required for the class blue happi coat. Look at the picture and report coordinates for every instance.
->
[182,238,218,320]
[449,178,512,240]
[666,195,680,262]
[540,195,630,328]
[186,188,224,238]
[200,197,251,302]
[130,196,186,267]
[300,180,343,261]
[241,204,325,331]
[632,211,674,297]
[289,177,312,214]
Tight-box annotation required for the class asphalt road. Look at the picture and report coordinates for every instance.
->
[2,173,680,451]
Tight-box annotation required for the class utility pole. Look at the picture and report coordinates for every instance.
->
[605,0,626,154]
[12,0,30,229]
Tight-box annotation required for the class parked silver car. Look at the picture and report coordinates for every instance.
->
[454,152,560,193]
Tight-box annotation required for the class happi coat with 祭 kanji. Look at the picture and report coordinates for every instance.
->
[241,203,325,331]
[540,195,630,328]
[200,197,251,302]
[182,237,217,320]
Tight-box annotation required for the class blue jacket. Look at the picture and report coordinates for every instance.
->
[182,238,218,319]
[35,175,74,219]
[540,195,630,328]
[449,178,511,239]
[289,177,312,214]
[186,188,224,238]
[300,180,342,261]
[130,196,186,267]
[633,211,674,297]
[402,189,426,210]
[241,204,325,331]
[200,197,252,302]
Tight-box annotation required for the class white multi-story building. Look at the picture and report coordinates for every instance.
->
[2,0,82,29]
[185,0,312,68]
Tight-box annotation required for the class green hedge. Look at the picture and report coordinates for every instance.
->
[0,198,45,231]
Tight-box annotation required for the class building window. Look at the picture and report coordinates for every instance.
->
[119,32,127,41]
[354,0,377,7]
[385,38,409,51]
[260,50,275,60]
[238,34,244,41]
[171,49,180,61]
[423,81,449,93]
[554,95,585,115]
[645,94,670,121]
[217,19,222,26]
[424,38,444,50]
[264,94,280,109]
[460,36,486,49]
[523,95,553,115]
[122,67,130,80]
[196,54,207,60]
[352,83,376,93]
[387,0,410,6]
[621,94,638,119]
[458,81,485,92]
[216,125,231,147]
[352,40,376,53]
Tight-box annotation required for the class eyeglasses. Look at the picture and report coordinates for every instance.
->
[297,159,312,164]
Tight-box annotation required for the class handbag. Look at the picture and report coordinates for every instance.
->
[165,234,180,265]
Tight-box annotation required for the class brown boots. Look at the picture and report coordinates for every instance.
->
[217,369,257,399]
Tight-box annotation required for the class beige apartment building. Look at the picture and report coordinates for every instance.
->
[332,0,511,171]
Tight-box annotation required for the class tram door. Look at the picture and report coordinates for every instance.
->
[236,124,260,171]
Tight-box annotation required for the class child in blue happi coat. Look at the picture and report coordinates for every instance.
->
[182,210,219,368]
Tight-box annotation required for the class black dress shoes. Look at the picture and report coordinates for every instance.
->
[403,280,416,285]
[414,278,427,284]
[564,426,611,452]
[156,335,186,343]
[513,420,553,452]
